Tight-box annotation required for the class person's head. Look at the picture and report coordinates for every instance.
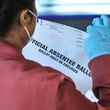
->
[0,0,37,49]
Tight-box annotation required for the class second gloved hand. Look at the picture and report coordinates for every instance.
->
[84,15,110,59]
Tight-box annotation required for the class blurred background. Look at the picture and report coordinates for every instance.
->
[36,0,110,31]
[35,0,110,101]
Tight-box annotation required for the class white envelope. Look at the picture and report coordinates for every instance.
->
[23,19,92,94]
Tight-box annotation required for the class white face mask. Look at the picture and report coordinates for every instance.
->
[23,10,37,41]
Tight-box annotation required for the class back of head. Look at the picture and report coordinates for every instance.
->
[0,0,35,38]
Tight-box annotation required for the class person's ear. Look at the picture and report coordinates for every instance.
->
[20,10,32,26]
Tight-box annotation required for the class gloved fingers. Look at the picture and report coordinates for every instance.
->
[92,17,103,26]
[86,25,93,33]
[86,25,102,39]
[101,15,110,27]
[86,25,99,34]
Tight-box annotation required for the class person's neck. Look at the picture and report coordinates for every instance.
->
[2,32,27,51]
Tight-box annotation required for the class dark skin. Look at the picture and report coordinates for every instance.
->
[2,3,37,50]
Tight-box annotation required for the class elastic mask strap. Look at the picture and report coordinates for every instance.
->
[23,25,32,41]
[28,10,37,17]
[28,10,38,22]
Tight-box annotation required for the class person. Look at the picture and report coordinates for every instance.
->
[0,0,109,110]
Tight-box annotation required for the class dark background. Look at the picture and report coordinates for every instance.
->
[38,15,100,31]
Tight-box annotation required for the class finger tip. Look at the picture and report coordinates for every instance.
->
[86,25,93,32]
[101,15,109,19]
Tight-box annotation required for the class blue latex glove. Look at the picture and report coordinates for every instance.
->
[84,15,110,59]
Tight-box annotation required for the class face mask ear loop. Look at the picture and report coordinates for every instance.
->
[28,10,37,17]
[28,10,38,22]
[23,25,32,41]
[23,10,37,41]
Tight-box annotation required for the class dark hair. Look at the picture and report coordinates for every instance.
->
[0,0,35,37]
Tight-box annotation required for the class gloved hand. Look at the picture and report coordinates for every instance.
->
[84,15,110,59]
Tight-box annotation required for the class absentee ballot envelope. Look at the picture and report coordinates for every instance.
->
[22,19,92,94]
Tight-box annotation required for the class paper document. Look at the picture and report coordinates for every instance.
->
[22,19,91,94]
